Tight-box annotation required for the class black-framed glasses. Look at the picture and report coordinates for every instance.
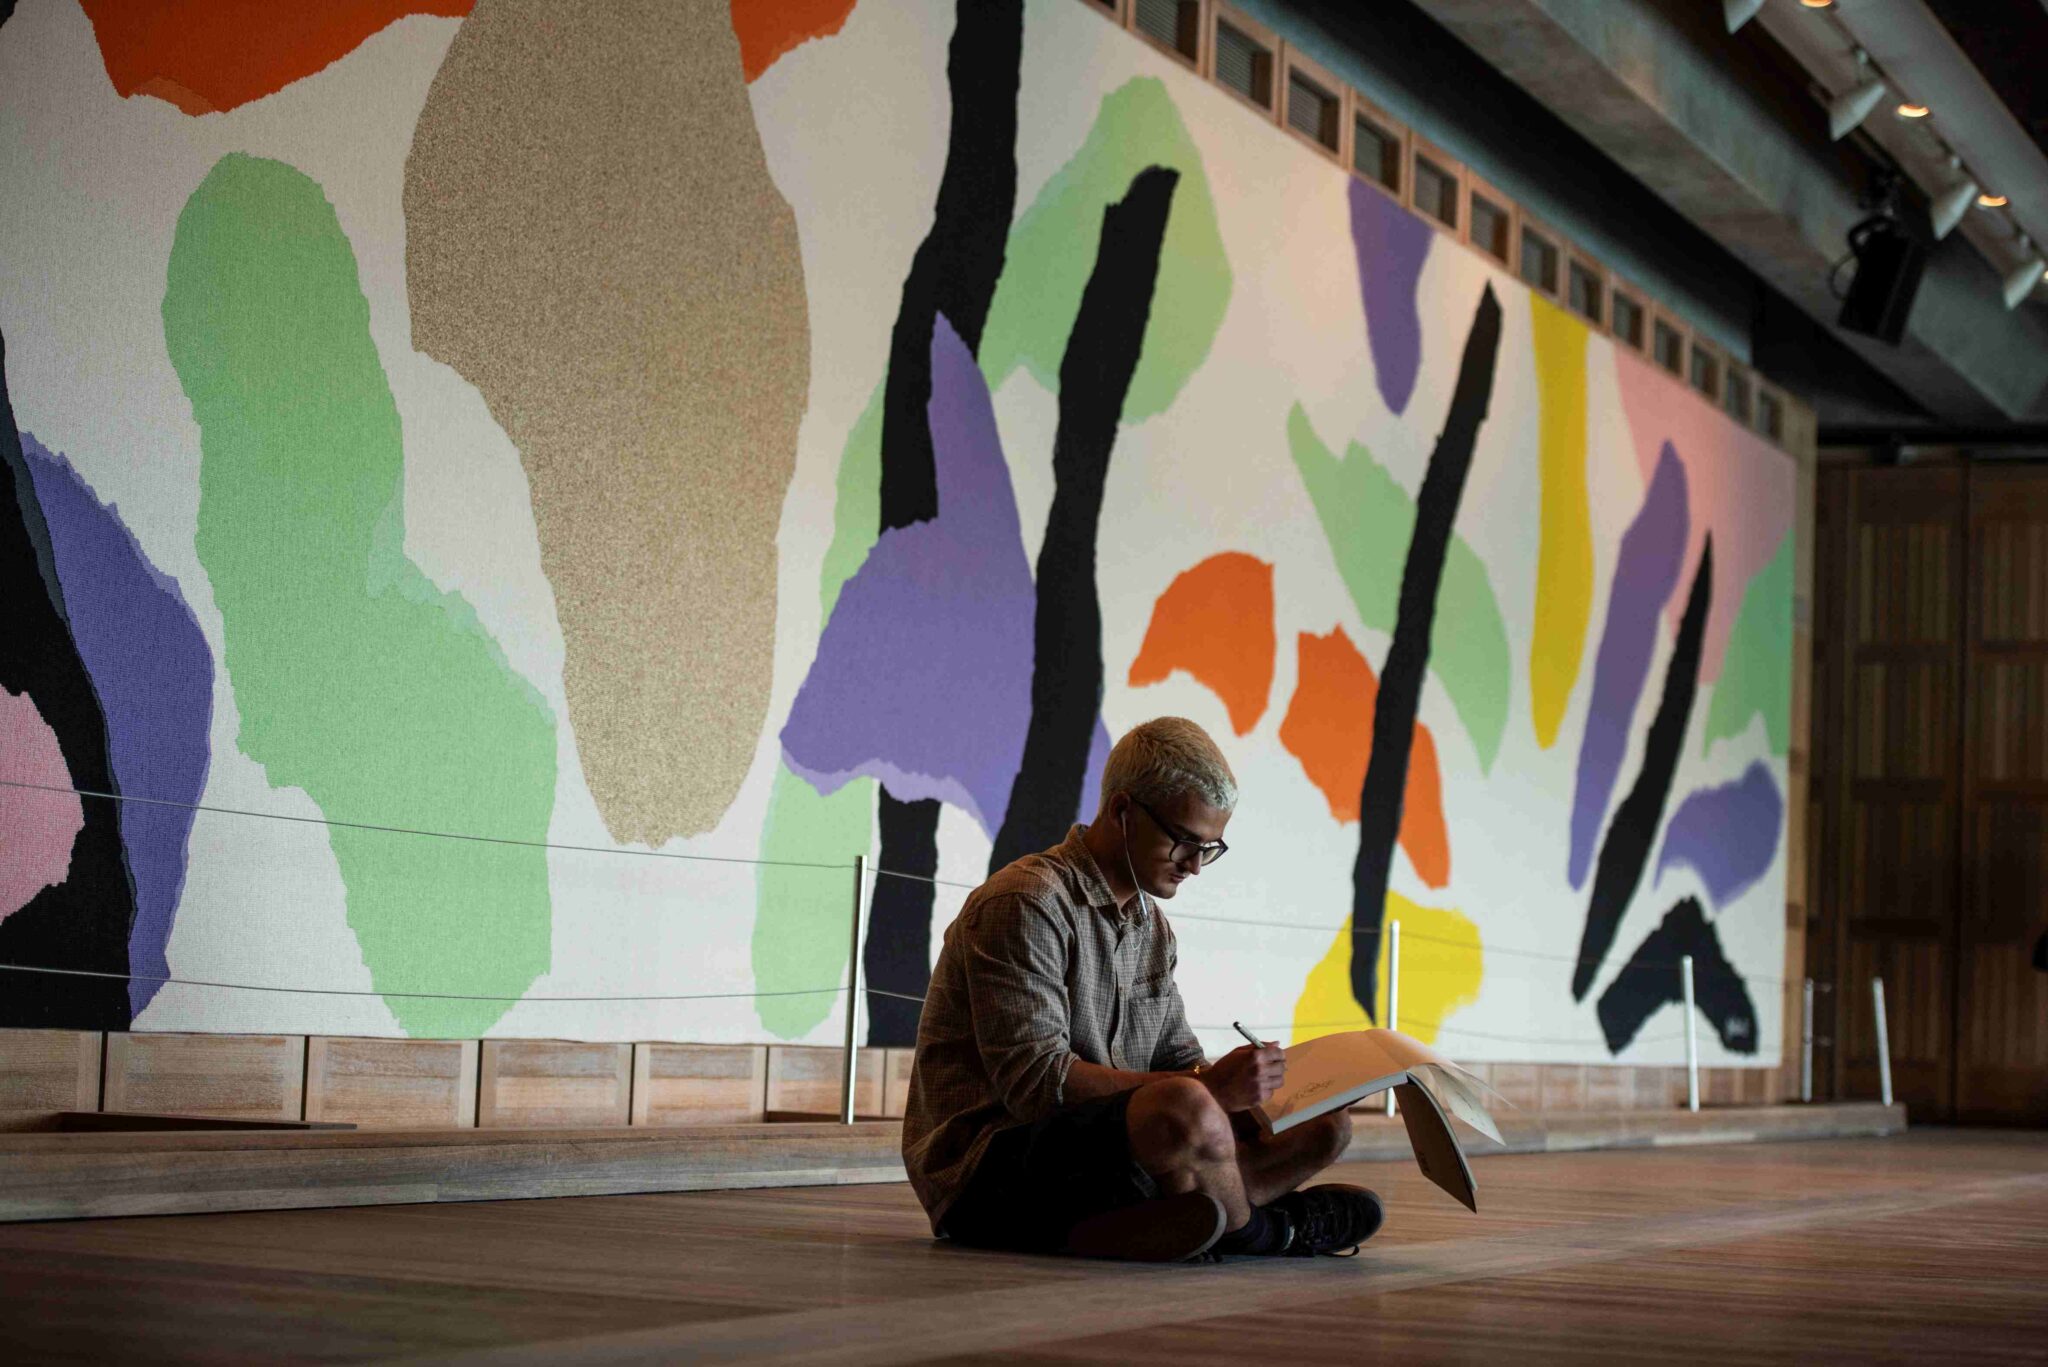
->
[1131,798,1229,867]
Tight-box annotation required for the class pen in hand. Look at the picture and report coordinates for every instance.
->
[1233,1020,1268,1049]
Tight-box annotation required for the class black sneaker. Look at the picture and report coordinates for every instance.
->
[1268,1184,1384,1256]
[1064,1191,1229,1262]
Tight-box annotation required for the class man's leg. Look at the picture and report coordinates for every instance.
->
[1124,1076,1252,1228]
[1236,1107,1353,1207]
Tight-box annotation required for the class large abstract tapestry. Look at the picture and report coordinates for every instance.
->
[0,0,1793,1064]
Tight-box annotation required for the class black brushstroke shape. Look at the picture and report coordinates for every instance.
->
[989,167,1181,874]
[866,794,940,1045]
[1572,537,1714,1001]
[1349,286,1503,1020]
[860,0,1022,1046]
[878,0,1022,533]
[1595,896,1758,1055]
[0,328,137,1028]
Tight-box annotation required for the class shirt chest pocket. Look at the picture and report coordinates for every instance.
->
[1114,975,1177,1071]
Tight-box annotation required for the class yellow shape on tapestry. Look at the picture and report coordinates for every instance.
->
[1289,892,1483,1047]
[1528,295,1594,750]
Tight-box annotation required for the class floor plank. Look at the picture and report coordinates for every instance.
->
[0,1131,2041,1364]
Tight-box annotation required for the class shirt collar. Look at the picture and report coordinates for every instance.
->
[1061,823,1146,924]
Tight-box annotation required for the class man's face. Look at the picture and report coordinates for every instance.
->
[1118,791,1232,899]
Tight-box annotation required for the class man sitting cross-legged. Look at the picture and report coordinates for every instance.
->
[902,717,1384,1262]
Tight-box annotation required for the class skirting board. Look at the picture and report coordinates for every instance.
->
[0,1103,1903,1224]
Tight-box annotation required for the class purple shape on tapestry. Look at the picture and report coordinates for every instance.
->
[1568,442,1688,889]
[781,315,1036,837]
[1347,176,1433,416]
[1655,761,1782,908]
[22,434,214,1015]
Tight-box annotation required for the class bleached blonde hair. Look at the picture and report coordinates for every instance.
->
[1100,717,1238,812]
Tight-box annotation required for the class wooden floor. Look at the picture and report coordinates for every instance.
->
[1,1130,2043,1364]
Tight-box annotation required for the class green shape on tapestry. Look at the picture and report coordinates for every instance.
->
[980,76,1230,421]
[1286,403,1511,773]
[753,763,875,1038]
[818,381,885,621]
[163,153,556,1038]
[1703,529,1793,757]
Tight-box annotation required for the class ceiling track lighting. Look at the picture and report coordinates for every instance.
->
[1979,193,2010,209]
[2003,239,2046,310]
[1827,58,1888,142]
[1895,102,1930,119]
[1931,178,1978,241]
[1723,0,1765,33]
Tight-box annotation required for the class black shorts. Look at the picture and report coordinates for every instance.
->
[940,1089,1158,1254]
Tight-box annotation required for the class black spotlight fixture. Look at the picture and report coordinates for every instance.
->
[1837,172,1926,345]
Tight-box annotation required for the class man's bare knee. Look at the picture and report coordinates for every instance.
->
[1313,1108,1354,1168]
[1128,1076,1234,1168]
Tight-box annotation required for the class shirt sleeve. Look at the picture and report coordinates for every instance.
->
[959,893,1076,1122]
[1149,931,1207,1071]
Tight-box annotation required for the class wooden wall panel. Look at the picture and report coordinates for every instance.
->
[629,1044,766,1126]
[305,1038,477,1130]
[1957,469,2048,1123]
[103,1033,302,1122]
[765,1046,884,1118]
[883,1048,915,1119]
[478,1041,630,1129]
[0,1030,100,1129]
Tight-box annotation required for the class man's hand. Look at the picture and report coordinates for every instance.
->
[1198,1043,1285,1112]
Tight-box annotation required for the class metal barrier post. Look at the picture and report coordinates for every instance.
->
[1385,919,1401,1116]
[840,853,869,1124]
[1681,954,1700,1112]
[1800,978,1815,1103]
[1872,976,1894,1108]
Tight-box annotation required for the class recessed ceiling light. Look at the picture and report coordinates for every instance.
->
[1978,193,2010,208]
[1896,102,1930,118]
[1799,0,1833,8]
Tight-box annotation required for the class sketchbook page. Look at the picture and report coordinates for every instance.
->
[1395,1079,1478,1213]
[1254,1032,1407,1133]
[1412,1063,1505,1145]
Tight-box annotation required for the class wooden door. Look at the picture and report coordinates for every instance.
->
[1815,466,1964,1118]
[1957,469,2048,1123]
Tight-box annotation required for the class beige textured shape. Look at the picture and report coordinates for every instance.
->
[103,1033,303,1122]
[630,1043,767,1126]
[0,1030,102,1130]
[305,1038,478,1129]
[405,0,809,842]
[479,1040,631,1128]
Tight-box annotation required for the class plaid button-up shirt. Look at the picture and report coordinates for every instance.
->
[901,825,1206,1231]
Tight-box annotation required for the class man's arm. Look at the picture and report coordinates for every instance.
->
[1066,1048,1284,1110]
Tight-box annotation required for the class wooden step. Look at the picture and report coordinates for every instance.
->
[0,1103,1902,1224]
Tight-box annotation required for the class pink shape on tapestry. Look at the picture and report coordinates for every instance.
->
[0,688,84,922]
[1612,348,1794,681]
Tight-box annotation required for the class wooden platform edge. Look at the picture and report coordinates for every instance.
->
[0,1104,1902,1224]
[1340,1100,1908,1162]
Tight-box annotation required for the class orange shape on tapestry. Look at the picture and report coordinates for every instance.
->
[730,0,859,82]
[1279,626,1451,888]
[1127,553,1276,736]
[79,0,474,115]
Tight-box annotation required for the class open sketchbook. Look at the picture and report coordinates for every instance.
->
[1251,1029,1510,1213]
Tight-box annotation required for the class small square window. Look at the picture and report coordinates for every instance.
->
[1653,319,1684,375]
[1470,193,1510,263]
[1689,345,1719,398]
[1722,367,1753,424]
[1413,155,1457,230]
[1520,226,1559,295]
[1756,388,1784,442]
[1611,291,1645,350]
[1568,260,1603,326]
[1285,71,1340,152]
[1353,113,1400,194]
[1132,0,1199,64]
[1214,20,1274,108]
